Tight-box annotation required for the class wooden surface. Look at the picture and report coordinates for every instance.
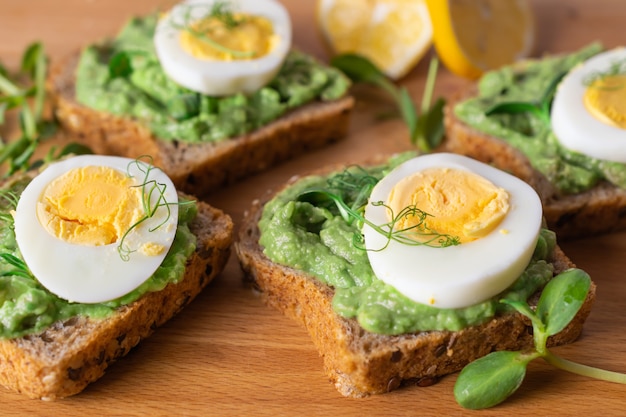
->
[1,0,626,415]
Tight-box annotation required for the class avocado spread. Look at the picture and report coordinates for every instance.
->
[75,14,350,143]
[0,176,197,339]
[259,157,559,335]
[454,43,626,194]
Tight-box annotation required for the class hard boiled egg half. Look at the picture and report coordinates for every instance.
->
[362,153,543,309]
[13,155,179,304]
[154,0,292,96]
[551,47,626,163]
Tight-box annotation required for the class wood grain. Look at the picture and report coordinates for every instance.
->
[1,0,625,415]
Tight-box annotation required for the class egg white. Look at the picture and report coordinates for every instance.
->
[154,0,292,96]
[13,155,179,304]
[362,153,543,309]
[551,47,626,163]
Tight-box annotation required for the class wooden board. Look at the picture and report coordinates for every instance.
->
[0,0,625,414]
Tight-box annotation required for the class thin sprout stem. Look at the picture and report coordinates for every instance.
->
[421,57,439,113]
[33,47,46,122]
[543,351,626,384]
[0,73,20,96]
[170,3,255,59]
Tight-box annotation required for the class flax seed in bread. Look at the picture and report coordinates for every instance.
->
[235,164,596,398]
[0,174,233,400]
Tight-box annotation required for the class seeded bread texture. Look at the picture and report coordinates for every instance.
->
[47,52,355,198]
[443,89,626,239]
[0,197,233,400]
[235,176,596,398]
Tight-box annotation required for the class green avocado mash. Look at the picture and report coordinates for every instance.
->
[75,14,350,143]
[454,43,626,194]
[259,158,559,335]
[0,176,197,339]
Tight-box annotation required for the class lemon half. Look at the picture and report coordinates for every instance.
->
[316,0,433,80]
[426,0,535,79]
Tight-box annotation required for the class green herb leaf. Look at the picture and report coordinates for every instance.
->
[331,53,444,152]
[536,268,591,337]
[0,136,30,166]
[330,54,385,85]
[108,51,135,79]
[413,97,445,150]
[486,101,542,116]
[297,187,460,249]
[454,351,532,410]
[398,87,419,142]
[484,70,567,126]
[20,42,44,78]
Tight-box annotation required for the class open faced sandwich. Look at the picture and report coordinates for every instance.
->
[0,154,232,400]
[236,152,596,397]
[444,43,626,238]
[47,0,354,197]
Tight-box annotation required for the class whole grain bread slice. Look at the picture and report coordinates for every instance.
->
[47,52,355,198]
[0,197,233,400]
[235,175,596,398]
[443,88,626,239]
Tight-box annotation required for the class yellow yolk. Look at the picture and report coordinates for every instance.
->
[584,74,626,129]
[180,13,278,61]
[36,166,144,246]
[387,167,510,243]
[141,241,166,256]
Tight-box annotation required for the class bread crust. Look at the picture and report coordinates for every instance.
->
[0,198,233,400]
[443,88,626,239]
[47,52,355,197]
[235,174,596,398]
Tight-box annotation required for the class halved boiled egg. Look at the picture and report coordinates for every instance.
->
[13,155,179,304]
[362,153,542,309]
[154,0,292,96]
[551,47,626,163]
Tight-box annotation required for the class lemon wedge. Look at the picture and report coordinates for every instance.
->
[316,0,433,80]
[426,0,535,79]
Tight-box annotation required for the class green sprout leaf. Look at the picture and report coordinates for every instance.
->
[454,350,535,410]
[297,187,459,250]
[108,51,135,79]
[331,53,445,152]
[485,70,567,126]
[0,42,88,175]
[536,268,591,337]
[454,267,626,410]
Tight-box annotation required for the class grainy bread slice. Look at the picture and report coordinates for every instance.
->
[235,175,596,398]
[443,88,626,239]
[47,52,355,198]
[0,197,233,400]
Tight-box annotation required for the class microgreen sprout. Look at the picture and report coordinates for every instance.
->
[116,157,191,261]
[454,268,626,409]
[330,54,445,152]
[582,58,626,90]
[298,166,459,252]
[0,43,89,175]
[0,190,32,279]
[169,1,256,59]
[484,70,567,126]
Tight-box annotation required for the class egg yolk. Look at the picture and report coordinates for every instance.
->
[584,74,626,129]
[387,168,510,243]
[179,12,278,61]
[37,166,145,246]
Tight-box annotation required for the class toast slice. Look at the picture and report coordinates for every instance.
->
[47,52,355,198]
[0,196,233,400]
[443,89,626,239]
[235,173,596,398]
